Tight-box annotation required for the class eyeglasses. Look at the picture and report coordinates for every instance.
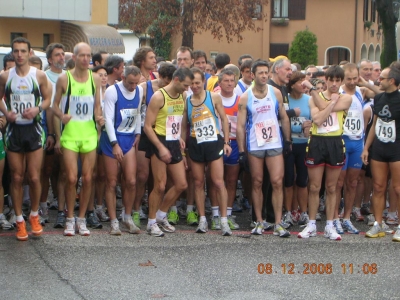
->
[379,77,392,81]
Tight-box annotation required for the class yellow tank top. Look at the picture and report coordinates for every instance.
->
[154,88,185,136]
[61,70,97,141]
[311,92,345,137]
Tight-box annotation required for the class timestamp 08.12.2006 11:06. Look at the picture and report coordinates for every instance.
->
[257,263,378,275]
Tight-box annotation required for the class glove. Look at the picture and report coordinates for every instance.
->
[283,140,292,157]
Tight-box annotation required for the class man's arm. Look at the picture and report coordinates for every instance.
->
[143,91,164,150]
[103,85,118,142]
[361,115,377,164]
[93,73,103,127]
[236,91,248,153]
[273,87,291,142]
[0,72,9,117]
[309,96,336,126]
[52,74,67,119]
[358,76,380,98]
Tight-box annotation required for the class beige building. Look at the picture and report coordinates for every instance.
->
[0,0,124,54]
[172,0,383,67]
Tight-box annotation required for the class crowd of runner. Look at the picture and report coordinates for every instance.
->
[1,37,400,242]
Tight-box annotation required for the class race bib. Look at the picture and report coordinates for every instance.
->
[194,117,217,143]
[317,112,339,134]
[69,96,94,121]
[10,94,35,124]
[255,119,279,147]
[116,108,138,133]
[376,118,396,143]
[166,115,183,141]
[343,110,362,138]
[284,103,289,110]
[227,115,237,138]
[291,117,307,138]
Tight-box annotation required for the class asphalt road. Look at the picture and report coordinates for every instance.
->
[1,208,399,300]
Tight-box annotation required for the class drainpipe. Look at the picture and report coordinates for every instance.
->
[354,0,358,63]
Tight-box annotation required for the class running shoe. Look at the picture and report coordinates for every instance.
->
[49,198,59,210]
[16,220,28,241]
[232,201,242,213]
[54,211,66,228]
[342,219,359,234]
[242,197,251,210]
[324,225,342,240]
[386,214,399,225]
[7,209,17,227]
[291,210,300,223]
[274,223,290,237]
[333,219,344,234]
[167,210,179,225]
[122,217,140,234]
[29,215,43,236]
[250,221,257,228]
[139,206,148,220]
[338,207,344,219]
[110,221,121,236]
[178,206,187,218]
[392,226,400,242]
[282,211,294,226]
[351,208,364,222]
[297,224,317,239]
[211,216,221,230]
[95,207,110,222]
[263,220,274,230]
[227,215,239,230]
[156,217,175,233]
[76,218,90,236]
[86,212,103,229]
[0,214,13,230]
[147,222,164,237]
[366,214,375,226]
[39,206,49,224]
[382,221,394,234]
[360,203,371,215]
[298,212,309,226]
[221,221,232,236]
[251,222,264,235]
[132,212,141,228]
[64,218,76,236]
[365,221,385,238]
[196,219,208,233]
[186,211,199,226]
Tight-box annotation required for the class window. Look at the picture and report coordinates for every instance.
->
[327,47,350,65]
[43,34,53,50]
[371,0,376,22]
[270,43,289,58]
[10,32,24,44]
[363,0,369,21]
[272,0,288,18]
[288,0,306,20]
[250,4,262,20]
[272,0,306,20]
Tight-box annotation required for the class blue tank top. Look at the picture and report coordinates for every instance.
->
[146,81,154,106]
[288,93,311,144]
[114,84,140,136]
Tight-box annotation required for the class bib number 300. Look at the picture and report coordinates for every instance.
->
[10,94,35,124]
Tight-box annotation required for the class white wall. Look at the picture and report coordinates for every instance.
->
[118,29,140,62]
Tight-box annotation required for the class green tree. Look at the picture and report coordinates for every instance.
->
[376,0,398,67]
[119,0,269,50]
[288,30,318,69]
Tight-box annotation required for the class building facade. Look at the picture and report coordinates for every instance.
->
[172,0,383,67]
[0,0,124,54]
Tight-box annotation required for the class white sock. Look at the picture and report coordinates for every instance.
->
[309,220,316,226]
[326,220,333,227]
[148,218,156,226]
[227,207,232,216]
[124,214,131,221]
[212,206,219,217]
[156,210,167,220]
[16,215,24,222]
[221,217,228,224]
[30,210,39,217]
[187,205,194,213]
[111,218,118,224]
[170,206,177,213]
[200,216,206,222]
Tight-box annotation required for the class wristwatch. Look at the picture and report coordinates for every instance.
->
[309,86,317,92]
[38,105,43,113]
[111,141,118,147]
